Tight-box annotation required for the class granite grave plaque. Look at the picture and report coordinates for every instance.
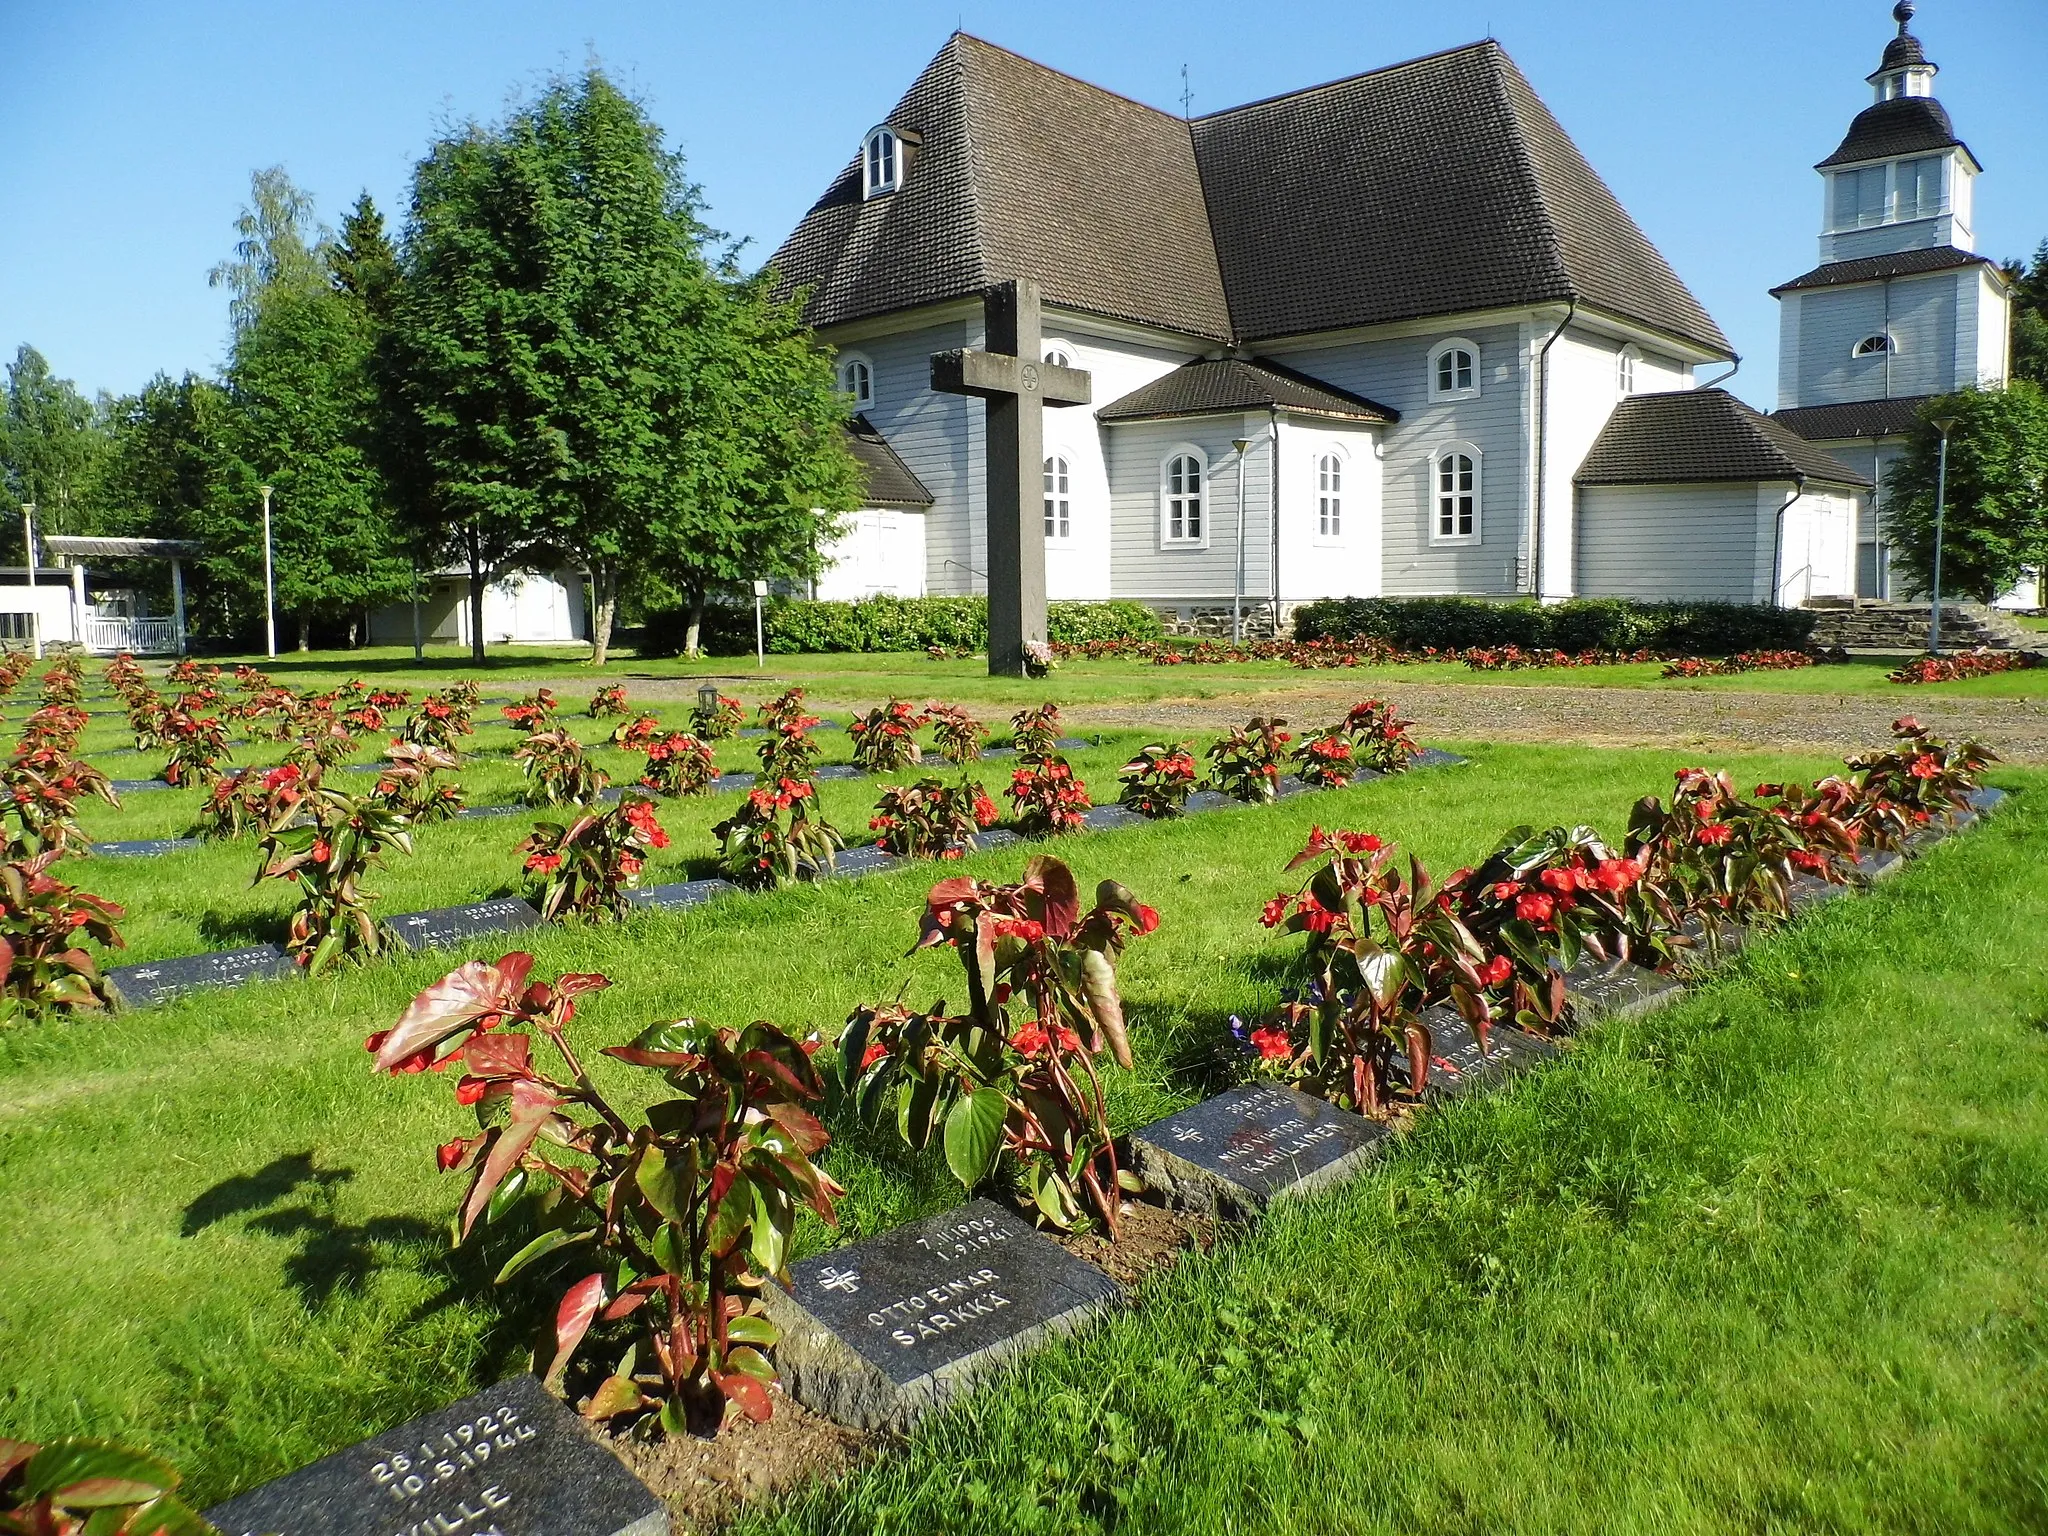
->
[1129,1083,1389,1220]
[982,738,1091,757]
[455,804,529,821]
[1387,1007,1557,1100]
[109,778,172,794]
[760,1198,1121,1431]
[1082,804,1149,832]
[1966,785,2007,817]
[107,944,298,1008]
[969,828,1024,852]
[1411,748,1469,769]
[1183,790,1234,815]
[812,764,866,781]
[92,837,203,857]
[388,897,543,952]
[1855,849,1905,883]
[1273,775,1319,799]
[1788,875,1852,915]
[623,878,741,912]
[1560,957,1686,1027]
[203,1372,666,1536]
[801,844,901,881]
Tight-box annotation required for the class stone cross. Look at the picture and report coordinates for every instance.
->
[931,278,1091,676]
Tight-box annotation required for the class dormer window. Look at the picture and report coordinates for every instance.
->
[1853,333,1897,358]
[1429,339,1480,402]
[837,353,874,406]
[863,127,900,198]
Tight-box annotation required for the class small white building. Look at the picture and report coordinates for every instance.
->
[0,536,197,654]
[367,567,588,647]
[814,414,934,599]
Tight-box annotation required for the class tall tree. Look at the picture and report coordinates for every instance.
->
[329,191,402,320]
[1882,383,2048,604]
[207,166,329,337]
[0,346,105,549]
[388,68,857,665]
[2005,240,2048,389]
[92,372,224,540]
[650,270,861,655]
[203,169,409,647]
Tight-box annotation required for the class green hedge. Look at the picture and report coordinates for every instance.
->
[1290,597,1817,656]
[638,595,1164,657]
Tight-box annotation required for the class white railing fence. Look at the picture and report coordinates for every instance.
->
[84,616,177,654]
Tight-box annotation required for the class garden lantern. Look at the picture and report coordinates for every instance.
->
[698,680,720,716]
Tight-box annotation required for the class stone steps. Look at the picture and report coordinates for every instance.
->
[1806,601,2033,653]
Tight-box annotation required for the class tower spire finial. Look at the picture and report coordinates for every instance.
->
[1893,0,1916,34]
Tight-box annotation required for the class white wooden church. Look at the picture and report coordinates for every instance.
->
[774,2,2012,626]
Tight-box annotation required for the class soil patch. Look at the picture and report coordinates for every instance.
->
[1052,1198,1216,1288]
[600,1388,870,1536]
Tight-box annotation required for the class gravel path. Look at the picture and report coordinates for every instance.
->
[1066,682,2048,764]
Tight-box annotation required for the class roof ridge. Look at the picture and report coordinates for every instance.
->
[1482,46,1575,302]
[950,34,995,295]
[1191,39,1501,121]
[949,31,1188,125]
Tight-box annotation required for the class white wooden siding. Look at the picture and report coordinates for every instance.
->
[1576,483,1772,602]
[1274,418,1383,601]
[1786,270,1964,408]
[1106,416,1273,601]
[815,509,928,599]
[1269,321,1528,596]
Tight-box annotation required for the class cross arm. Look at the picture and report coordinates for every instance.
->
[930,349,1091,408]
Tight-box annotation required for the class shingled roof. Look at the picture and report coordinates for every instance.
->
[1096,358,1398,424]
[843,415,935,507]
[1771,397,1929,443]
[1818,96,1968,169]
[769,35,1731,357]
[1576,391,1871,488]
[1771,245,1992,296]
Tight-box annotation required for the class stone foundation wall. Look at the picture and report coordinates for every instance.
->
[1150,601,1312,641]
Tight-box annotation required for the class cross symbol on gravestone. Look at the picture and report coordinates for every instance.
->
[931,279,1092,677]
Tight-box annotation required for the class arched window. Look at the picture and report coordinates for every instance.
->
[1042,341,1075,368]
[1433,444,1480,545]
[1853,333,1897,358]
[1161,449,1205,545]
[837,354,874,407]
[1617,346,1640,396]
[1316,452,1343,539]
[863,127,900,198]
[1043,455,1072,540]
[1430,339,1480,402]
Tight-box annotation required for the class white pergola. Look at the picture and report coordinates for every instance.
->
[40,536,198,656]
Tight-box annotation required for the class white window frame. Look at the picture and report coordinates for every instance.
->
[837,352,875,407]
[862,127,899,199]
[1314,447,1346,544]
[1043,453,1073,541]
[1428,338,1481,402]
[1617,345,1640,397]
[1159,446,1208,549]
[1041,339,1076,369]
[1852,333,1899,359]
[1431,442,1481,547]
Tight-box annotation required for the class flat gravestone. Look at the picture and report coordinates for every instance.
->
[1855,850,1905,883]
[107,944,298,1009]
[1411,748,1469,769]
[1967,785,2007,817]
[92,837,202,857]
[624,878,741,912]
[1273,775,1319,800]
[970,829,1024,852]
[1560,957,1686,1028]
[204,1372,666,1536]
[802,844,901,881]
[711,773,757,794]
[761,1198,1121,1432]
[1129,1082,1389,1221]
[1083,804,1150,832]
[455,804,529,820]
[109,778,172,793]
[1788,875,1853,915]
[812,764,865,781]
[1677,913,1751,968]
[1184,790,1234,815]
[1387,1007,1557,1100]
[388,897,543,952]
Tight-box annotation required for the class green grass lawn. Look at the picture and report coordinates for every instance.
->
[2,729,2041,1533]
[117,644,2048,707]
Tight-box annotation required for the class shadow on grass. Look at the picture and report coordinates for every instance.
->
[197,909,285,950]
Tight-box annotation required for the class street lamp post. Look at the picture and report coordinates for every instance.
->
[1928,416,1957,656]
[259,484,277,659]
[1230,438,1252,643]
[19,503,38,660]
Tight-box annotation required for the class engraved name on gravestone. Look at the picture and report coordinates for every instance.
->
[802,844,900,881]
[204,1373,666,1536]
[1558,958,1686,1027]
[1385,1008,1557,1101]
[624,878,742,912]
[388,897,543,952]
[107,944,298,1009]
[761,1198,1121,1432]
[1129,1083,1389,1220]
[91,837,202,857]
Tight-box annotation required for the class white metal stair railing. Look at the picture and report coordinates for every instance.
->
[84,615,177,654]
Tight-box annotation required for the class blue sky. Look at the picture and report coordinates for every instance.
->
[2,0,2041,411]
